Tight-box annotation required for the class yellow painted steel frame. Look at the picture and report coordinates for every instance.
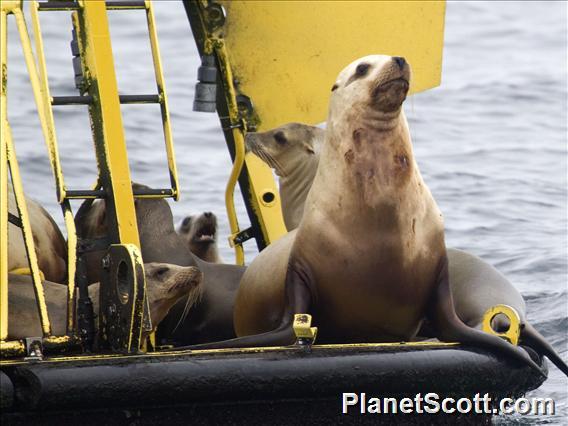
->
[0,3,9,343]
[145,0,180,201]
[75,0,141,249]
[1,1,53,344]
[30,1,77,333]
[196,3,287,265]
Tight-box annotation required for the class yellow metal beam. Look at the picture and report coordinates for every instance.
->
[145,0,180,201]
[6,123,52,337]
[30,1,77,332]
[76,0,141,248]
[0,8,8,342]
[220,0,446,130]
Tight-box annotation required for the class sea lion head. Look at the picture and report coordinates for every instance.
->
[245,123,324,177]
[144,263,203,336]
[316,55,414,205]
[178,212,218,258]
[329,55,411,131]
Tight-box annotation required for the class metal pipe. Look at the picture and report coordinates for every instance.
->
[5,125,52,337]
[209,40,246,265]
[146,0,180,201]
[0,9,8,342]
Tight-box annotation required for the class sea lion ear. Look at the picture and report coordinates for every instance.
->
[303,143,315,155]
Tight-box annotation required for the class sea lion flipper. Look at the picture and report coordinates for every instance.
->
[177,258,314,350]
[429,255,545,377]
[521,322,568,377]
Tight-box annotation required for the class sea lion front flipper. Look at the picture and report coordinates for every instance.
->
[428,255,545,377]
[176,257,314,350]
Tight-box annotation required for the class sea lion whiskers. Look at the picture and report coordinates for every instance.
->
[171,272,204,334]
[248,137,288,177]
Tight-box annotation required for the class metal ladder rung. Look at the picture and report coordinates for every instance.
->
[65,188,174,200]
[38,1,147,12]
[51,94,161,106]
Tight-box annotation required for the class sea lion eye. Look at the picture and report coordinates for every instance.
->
[155,267,169,277]
[331,83,339,92]
[274,131,287,145]
[355,63,370,77]
[182,216,192,227]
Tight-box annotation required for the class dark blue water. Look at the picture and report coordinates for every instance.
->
[5,1,566,422]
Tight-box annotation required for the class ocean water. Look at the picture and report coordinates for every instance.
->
[4,1,567,422]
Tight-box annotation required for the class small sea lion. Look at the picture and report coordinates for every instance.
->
[8,184,67,283]
[7,263,203,341]
[245,123,325,231]
[177,212,223,263]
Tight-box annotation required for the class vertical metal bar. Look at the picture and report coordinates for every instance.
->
[30,1,77,332]
[29,1,66,203]
[145,0,180,201]
[184,2,287,256]
[0,9,9,342]
[6,123,52,337]
[77,0,141,248]
[62,200,77,333]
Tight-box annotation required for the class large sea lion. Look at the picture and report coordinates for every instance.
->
[74,183,245,345]
[186,55,540,373]
[245,123,324,231]
[7,263,202,341]
[250,123,567,376]
[177,212,223,263]
[8,185,67,283]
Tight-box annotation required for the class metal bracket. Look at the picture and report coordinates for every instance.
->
[203,3,226,32]
[482,304,521,346]
[293,314,318,347]
[23,337,43,360]
[99,244,149,353]
[228,227,254,248]
[7,212,22,228]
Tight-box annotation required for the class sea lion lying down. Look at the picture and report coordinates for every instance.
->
[74,183,245,345]
[8,184,67,283]
[7,263,203,341]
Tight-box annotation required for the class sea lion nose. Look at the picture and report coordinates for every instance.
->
[393,56,406,70]
[204,212,212,218]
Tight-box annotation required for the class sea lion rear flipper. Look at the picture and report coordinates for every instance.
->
[521,322,568,377]
[428,255,545,377]
[177,258,314,350]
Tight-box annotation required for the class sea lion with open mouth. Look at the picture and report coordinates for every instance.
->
[177,212,222,263]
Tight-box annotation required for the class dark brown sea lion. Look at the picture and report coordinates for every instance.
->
[245,123,324,231]
[185,55,541,374]
[74,183,245,345]
[7,263,202,341]
[8,185,67,283]
[177,212,223,263]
